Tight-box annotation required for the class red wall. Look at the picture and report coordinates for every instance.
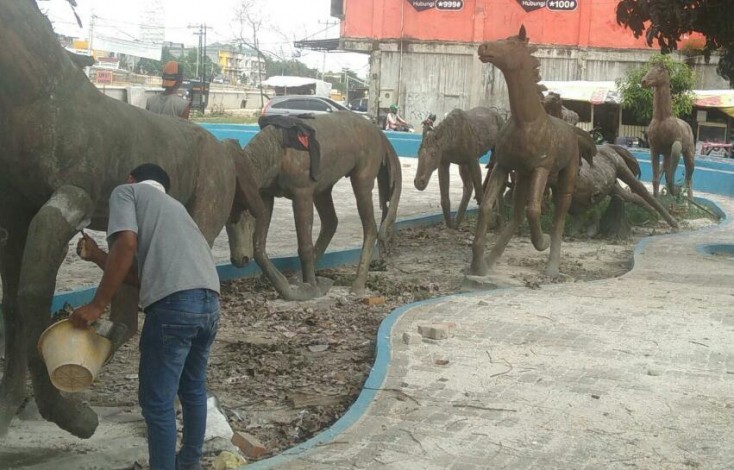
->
[342,0,653,49]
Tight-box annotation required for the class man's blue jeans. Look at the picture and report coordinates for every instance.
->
[140,289,220,470]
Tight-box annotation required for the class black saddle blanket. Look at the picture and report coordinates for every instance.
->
[258,114,321,181]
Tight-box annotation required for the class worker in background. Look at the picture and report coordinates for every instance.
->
[146,61,191,119]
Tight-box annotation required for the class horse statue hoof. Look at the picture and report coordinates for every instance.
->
[316,276,334,295]
[285,277,334,301]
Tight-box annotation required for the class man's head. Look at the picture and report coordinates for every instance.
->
[129,163,171,192]
[390,104,398,113]
[161,61,184,90]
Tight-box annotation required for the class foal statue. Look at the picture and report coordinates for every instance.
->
[414,107,504,228]
[641,63,695,200]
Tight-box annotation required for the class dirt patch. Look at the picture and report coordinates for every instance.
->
[77,212,711,464]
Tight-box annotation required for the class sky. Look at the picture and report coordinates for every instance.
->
[39,0,370,78]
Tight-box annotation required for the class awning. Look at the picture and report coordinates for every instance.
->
[540,81,620,105]
[262,76,323,87]
[692,90,734,118]
[540,82,734,117]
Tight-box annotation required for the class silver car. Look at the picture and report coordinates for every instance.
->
[261,95,350,116]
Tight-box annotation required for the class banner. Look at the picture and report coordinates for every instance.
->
[407,0,464,12]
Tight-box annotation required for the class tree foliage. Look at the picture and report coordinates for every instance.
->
[616,0,734,87]
[616,54,695,123]
[264,58,319,80]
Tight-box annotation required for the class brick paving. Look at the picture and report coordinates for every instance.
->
[250,192,734,470]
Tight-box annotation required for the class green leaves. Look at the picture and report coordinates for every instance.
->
[616,54,695,123]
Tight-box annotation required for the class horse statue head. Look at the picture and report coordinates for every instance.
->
[641,63,670,89]
[478,25,541,80]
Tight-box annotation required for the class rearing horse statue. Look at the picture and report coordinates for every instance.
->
[470,26,590,277]
[640,63,695,200]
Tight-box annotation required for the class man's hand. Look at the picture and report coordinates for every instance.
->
[77,231,104,263]
[70,303,104,328]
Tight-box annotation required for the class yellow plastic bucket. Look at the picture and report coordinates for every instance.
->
[37,319,113,393]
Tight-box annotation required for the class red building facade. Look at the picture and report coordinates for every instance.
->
[339,0,651,49]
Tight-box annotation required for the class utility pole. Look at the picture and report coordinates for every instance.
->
[189,23,206,80]
[317,19,338,81]
[87,13,96,55]
[188,23,210,113]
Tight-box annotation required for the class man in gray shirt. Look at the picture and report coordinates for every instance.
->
[146,61,191,119]
[71,163,219,470]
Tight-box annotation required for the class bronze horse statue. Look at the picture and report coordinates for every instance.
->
[414,107,504,229]
[541,93,678,233]
[0,0,263,438]
[570,145,679,235]
[470,26,592,278]
[641,63,695,200]
[542,91,579,126]
[227,111,402,301]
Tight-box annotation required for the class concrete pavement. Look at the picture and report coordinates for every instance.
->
[249,192,734,469]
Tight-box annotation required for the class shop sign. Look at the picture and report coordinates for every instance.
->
[516,0,546,12]
[516,0,578,12]
[408,0,464,12]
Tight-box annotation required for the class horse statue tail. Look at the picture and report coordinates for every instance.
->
[608,144,641,178]
[573,126,596,166]
[666,140,683,190]
[377,133,402,257]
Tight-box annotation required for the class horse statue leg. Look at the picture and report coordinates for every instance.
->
[526,167,552,253]
[454,164,473,228]
[349,174,379,294]
[22,186,99,438]
[615,168,679,231]
[438,162,454,228]
[665,141,683,197]
[0,200,32,436]
[650,146,662,197]
[546,158,578,277]
[313,187,338,265]
[292,188,333,298]
[469,166,508,276]
[486,172,531,270]
[682,144,695,201]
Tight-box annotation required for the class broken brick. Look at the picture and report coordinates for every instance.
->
[232,431,267,459]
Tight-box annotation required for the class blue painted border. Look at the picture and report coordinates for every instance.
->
[696,243,734,258]
[49,211,474,313]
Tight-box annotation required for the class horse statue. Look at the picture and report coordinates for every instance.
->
[414,107,504,228]
[570,145,679,236]
[541,92,678,234]
[641,63,695,200]
[542,91,580,126]
[470,25,592,278]
[0,0,262,438]
[421,113,437,136]
[227,111,402,301]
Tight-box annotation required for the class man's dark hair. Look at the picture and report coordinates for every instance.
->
[130,163,171,192]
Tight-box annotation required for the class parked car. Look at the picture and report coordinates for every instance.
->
[261,95,352,116]
[348,97,369,112]
[261,95,378,125]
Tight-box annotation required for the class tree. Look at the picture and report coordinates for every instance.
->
[615,54,695,123]
[616,0,734,87]
[264,57,319,79]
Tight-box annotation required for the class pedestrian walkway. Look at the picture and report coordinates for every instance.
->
[249,191,734,469]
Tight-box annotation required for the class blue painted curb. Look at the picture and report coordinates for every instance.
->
[49,210,473,313]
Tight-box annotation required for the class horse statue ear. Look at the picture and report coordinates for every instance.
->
[519,25,527,41]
